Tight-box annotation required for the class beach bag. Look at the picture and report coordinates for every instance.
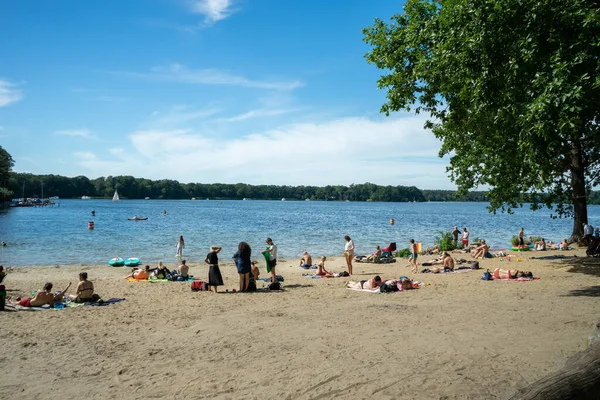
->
[267,281,281,291]
[482,270,492,281]
[470,261,480,270]
[191,280,208,291]
[380,281,399,293]
[339,271,350,277]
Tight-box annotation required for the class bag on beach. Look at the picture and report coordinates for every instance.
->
[339,271,350,277]
[191,280,208,291]
[267,281,281,290]
[469,261,480,270]
[379,281,399,293]
[482,270,492,281]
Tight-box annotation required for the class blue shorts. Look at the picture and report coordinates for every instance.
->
[410,253,418,259]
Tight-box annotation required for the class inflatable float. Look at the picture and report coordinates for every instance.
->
[128,216,148,221]
[124,258,140,267]
[108,257,125,266]
[511,246,530,251]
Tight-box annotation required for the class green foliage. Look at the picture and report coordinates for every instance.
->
[0,146,14,201]
[510,236,519,246]
[433,230,457,252]
[363,0,600,238]
[530,236,543,243]
[395,248,411,258]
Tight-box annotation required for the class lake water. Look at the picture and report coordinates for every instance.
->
[1,200,598,266]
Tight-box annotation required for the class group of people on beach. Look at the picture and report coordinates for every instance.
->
[7,272,100,308]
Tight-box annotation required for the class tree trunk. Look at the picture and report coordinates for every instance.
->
[569,136,587,244]
[507,321,600,399]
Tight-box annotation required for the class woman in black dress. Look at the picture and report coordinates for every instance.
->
[232,242,251,292]
[204,246,224,292]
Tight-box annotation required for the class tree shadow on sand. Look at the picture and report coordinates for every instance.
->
[553,256,600,297]
[563,285,600,297]
[554,256,600,277]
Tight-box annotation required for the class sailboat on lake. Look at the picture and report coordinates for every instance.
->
[112,190,120,202]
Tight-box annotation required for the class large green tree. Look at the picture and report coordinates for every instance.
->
[0,145,15,200]
[363,0,600,240]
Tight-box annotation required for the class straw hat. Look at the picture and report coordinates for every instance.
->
[210,245,220,251]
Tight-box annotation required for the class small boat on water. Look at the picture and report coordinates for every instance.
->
[112,190,120,202]
[128,216,148,221]
[81,196,91,200]
[124,258,140,267]
[281,198,286,201]
[108,257,125,266]
[144,197,150,200]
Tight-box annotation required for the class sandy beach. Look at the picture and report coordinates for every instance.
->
[2,249,600,399]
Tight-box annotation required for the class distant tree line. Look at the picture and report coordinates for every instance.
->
[5,172,600,204]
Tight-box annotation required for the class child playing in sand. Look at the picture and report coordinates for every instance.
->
[409,239,419,273]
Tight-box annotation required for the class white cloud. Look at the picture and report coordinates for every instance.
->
[73,151,97,161]
[189,0,237,24]
[55,129,96,139]
[0,80,22,107]
[220,108,299,122]
[150,105,220,125]
[127,63,303,91]
[73,115,454,188]
[109,148,125,155]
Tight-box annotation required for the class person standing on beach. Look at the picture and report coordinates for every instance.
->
[408,239,419,273]
[176,235,185,258]
[261,238,278,283]
[461,227,470,248]
[451,226,461,247]
[518,228,525,246]
[584,223,594,244]
[204,246,223,293]
[343,235,354,275]
[233,242,252,292]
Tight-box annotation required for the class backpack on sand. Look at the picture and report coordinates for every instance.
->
[267,281,281,290]
[191,280,208,291]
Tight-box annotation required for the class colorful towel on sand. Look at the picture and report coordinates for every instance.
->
[492,277,540,281]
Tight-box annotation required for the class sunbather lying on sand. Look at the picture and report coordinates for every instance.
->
[9,282,71,307]
[127,265,150,280]
[346,276,382,290]
[493,268,533,279]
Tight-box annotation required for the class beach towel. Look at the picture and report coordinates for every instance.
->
[347,287,381,293]
[5,304,52,311]
[492,277,540,281]
[85,298,125,306]
[125,276,192,282]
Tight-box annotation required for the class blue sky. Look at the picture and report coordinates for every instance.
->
[0,0,452,188]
